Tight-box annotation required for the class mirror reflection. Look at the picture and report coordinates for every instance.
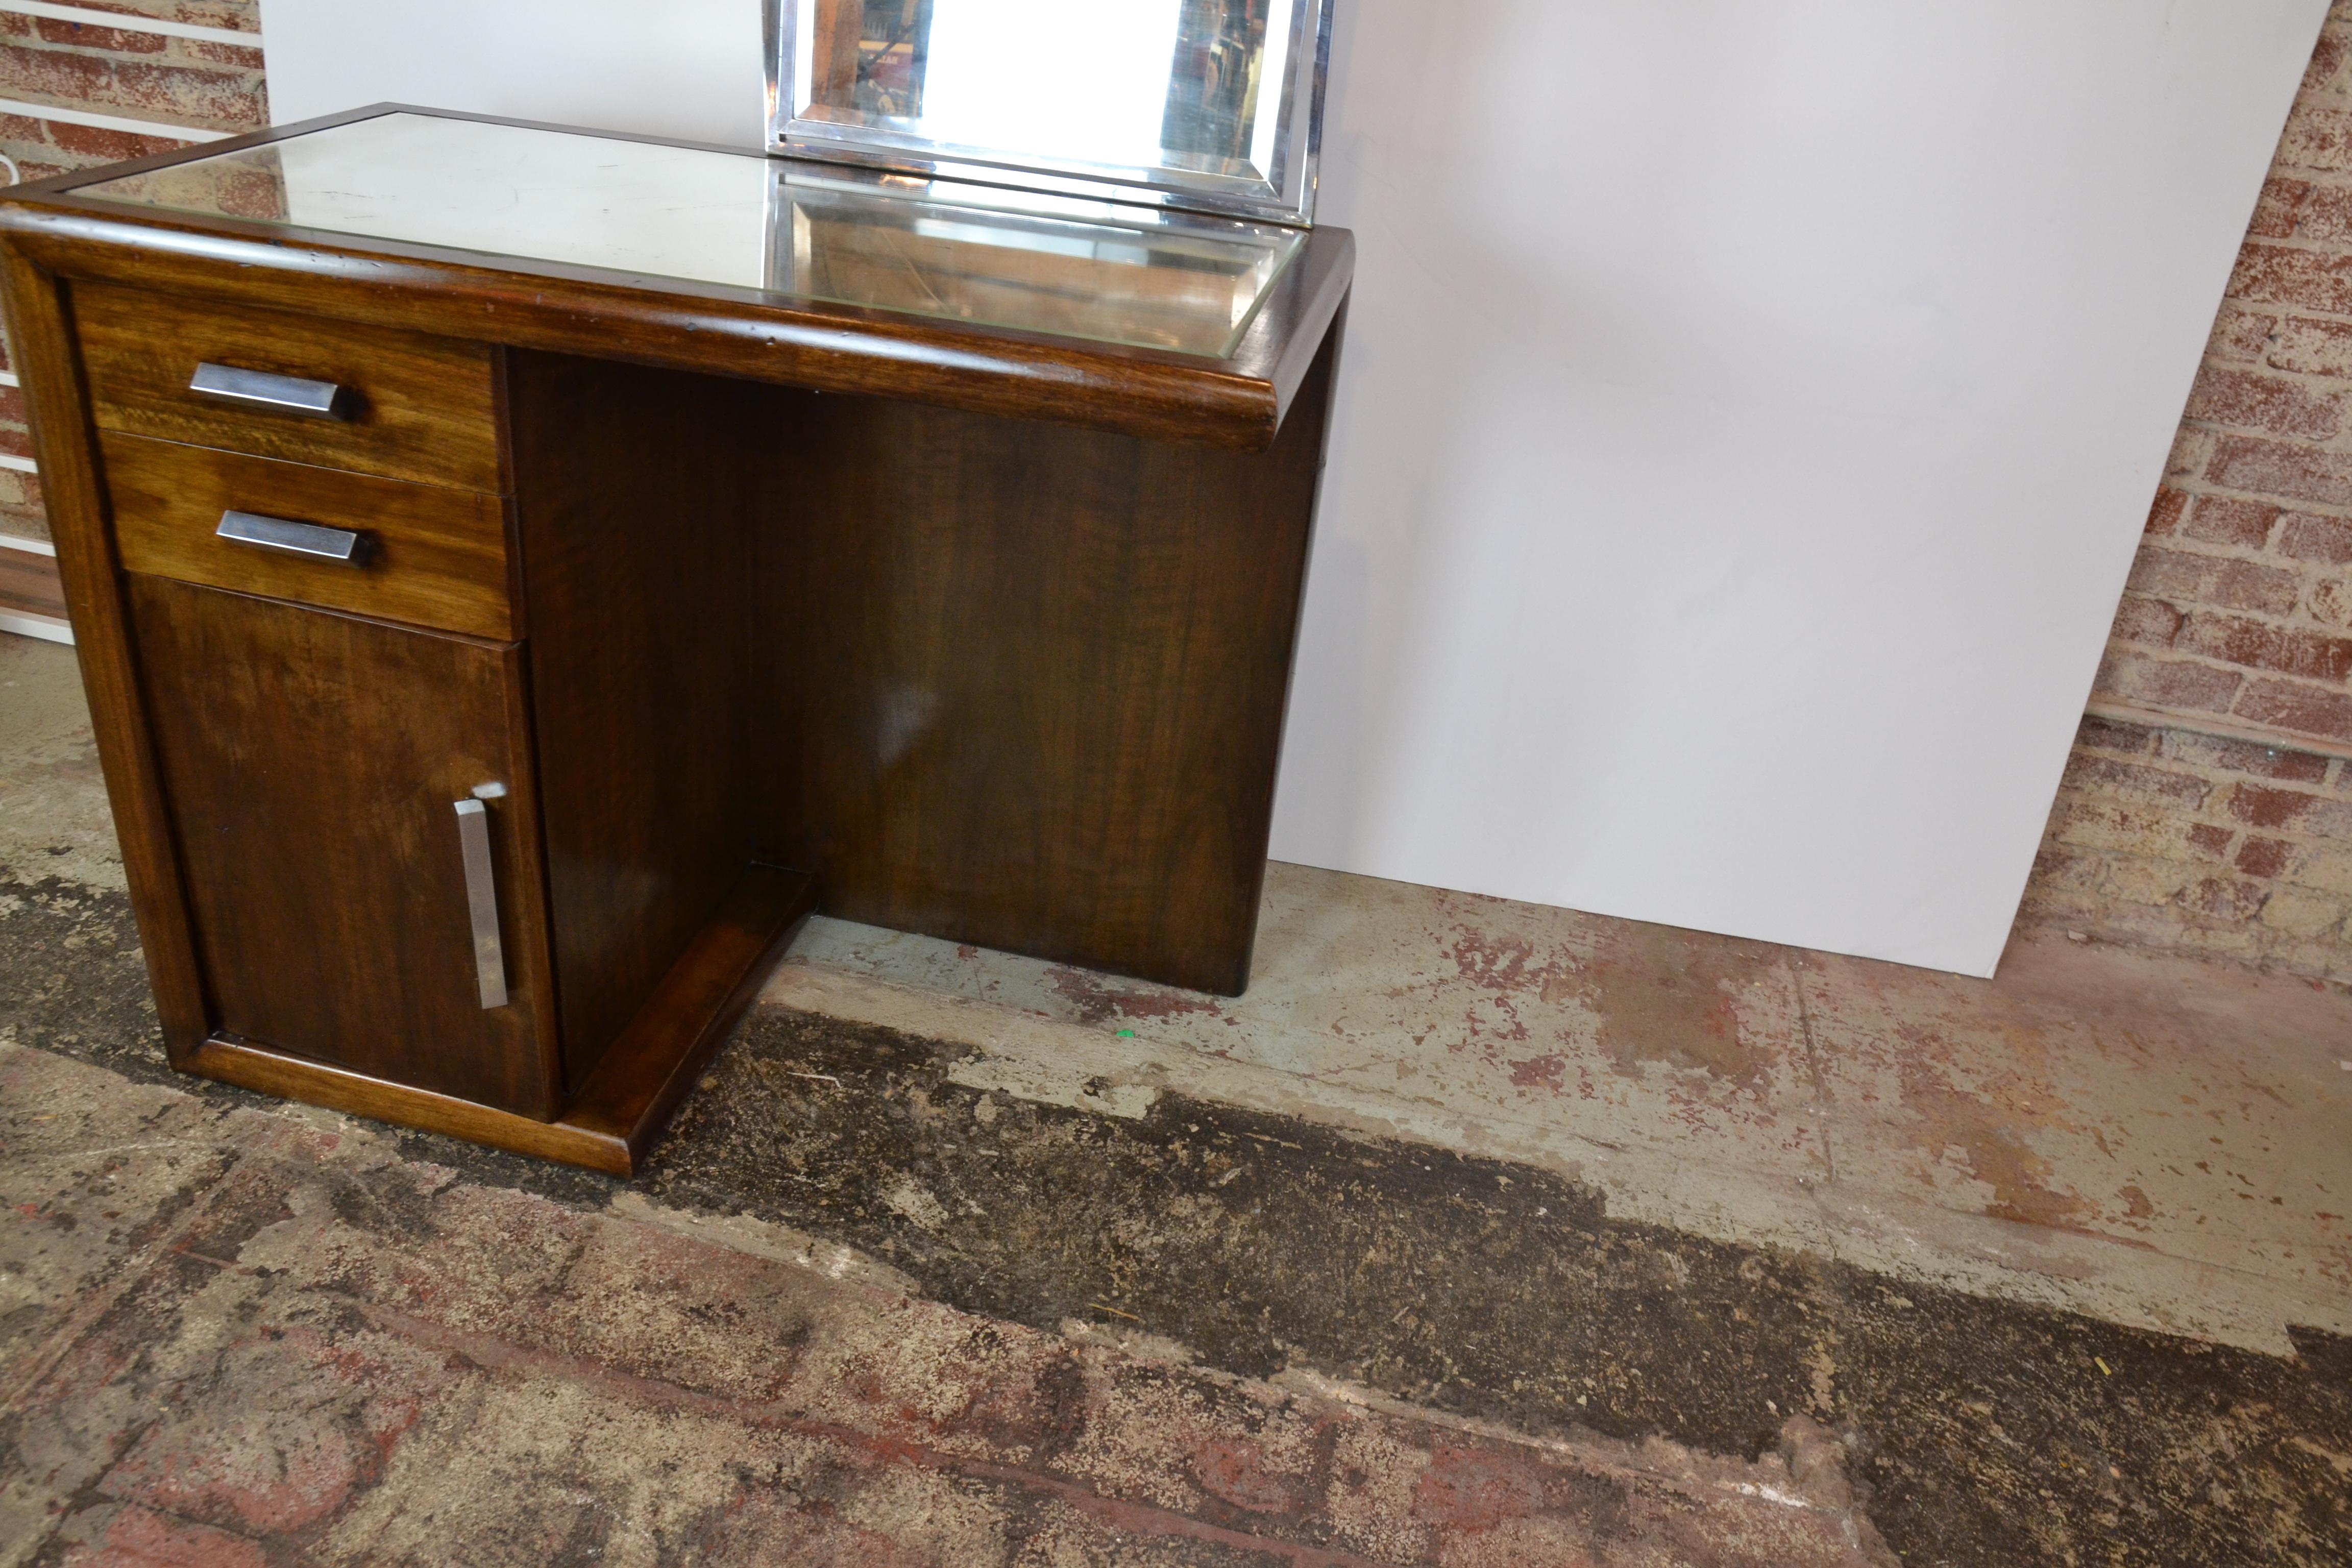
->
[70,113,1301,360]
[773,167,1298,356]
[799,0,1295,184]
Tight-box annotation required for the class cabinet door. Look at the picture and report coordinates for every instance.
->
[127,575,560,1117]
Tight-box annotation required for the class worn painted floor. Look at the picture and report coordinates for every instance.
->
[776,885,2352,1358]
[3,630,2349,1565]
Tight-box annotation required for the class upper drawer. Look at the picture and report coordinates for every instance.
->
[104,430,515,641]
[74,281,503,493]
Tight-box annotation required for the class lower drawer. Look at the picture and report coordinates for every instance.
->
[103,430,516,640]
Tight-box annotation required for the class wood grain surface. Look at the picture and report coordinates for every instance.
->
[127,575,563,1116]
[505,350,763,1091]
[75,276,503,491]
[186,866,818,1174]
[103,430,516,639]
[751,326,1343,994]
[0,247,213,1060]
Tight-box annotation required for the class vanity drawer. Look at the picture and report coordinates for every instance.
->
[103,431,516,640]
[74,280,503,493]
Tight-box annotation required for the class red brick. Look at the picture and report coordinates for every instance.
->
[49,119,185,162]
[2237,837,2294,878]
[2207,304,2278,364]
[2177,611,2352,681]
[183,39,264,70]
[2077,715,2157,754]
[2061,754,2212,810]
[2121,545,2302,615]
[84,2,261,32]
[2125,546,2207,599]
[2262,313,2352,377]
[2274,511,2352,563]
[2166,425,2215,481]
[2097,651,2244,714]
[2180,495,2278,548]
[2109,594,2184,647]
[2249,176,2312,238]
[2186,368,2342,440]
[2314,577,2352,628]
[2228,242,2352,316]
[2177,876,2270,919]
[2235,677,2352,742]
[2208,558,2307,615]
[2229,782,2325,828]
[32,17,166,52]
[2204,434,2352,507]
[111,60,265,131]
[2188,822,2236,857]
[2307,24,2349,92]
[2145,486,2189,536]
[2288,182,2352,247]
[0,43,263,134]
[0,41,111,110]
[2274,105,2352,172]
[2161,730,2335,783]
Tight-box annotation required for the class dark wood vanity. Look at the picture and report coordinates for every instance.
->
[0,106,1350,1172]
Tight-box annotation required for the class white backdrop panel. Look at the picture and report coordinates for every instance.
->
[257,0,2328,975]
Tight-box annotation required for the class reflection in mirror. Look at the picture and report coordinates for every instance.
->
[71,113,1302,359]
[788,0,1315,218]
[772,165,1301,357]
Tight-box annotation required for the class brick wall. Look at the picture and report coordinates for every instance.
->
[2022,3,2352,982]
[0,0,263,543]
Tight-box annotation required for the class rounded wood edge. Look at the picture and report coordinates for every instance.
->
[0,205,1288,450]
[187,1036,634,1176]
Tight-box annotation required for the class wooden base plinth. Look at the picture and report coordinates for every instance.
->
[182,864,816,1175]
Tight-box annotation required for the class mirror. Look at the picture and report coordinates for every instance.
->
[769,0,1331,225]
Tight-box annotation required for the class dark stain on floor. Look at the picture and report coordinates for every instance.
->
[5,874,2348,1566]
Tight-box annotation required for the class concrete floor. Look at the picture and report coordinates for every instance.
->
[3,630,2348,1566]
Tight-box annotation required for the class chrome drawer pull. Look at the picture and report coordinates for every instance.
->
[454,796,509,1009]
[188,361,353,420]
[214,509,368,565]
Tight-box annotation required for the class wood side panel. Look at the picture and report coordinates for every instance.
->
[505,351,761,1091]
[75,278,503,491]
[102,431,514,639]
[126,576,562,1116]
[561,864,818,1166]
[0,246,212,1059]
[188,1035,634,1174]
[755,321,1344,994]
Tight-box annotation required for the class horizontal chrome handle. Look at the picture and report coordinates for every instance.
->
[188,361,352,420]
[215,509,369,565]
[454,796,509,1010]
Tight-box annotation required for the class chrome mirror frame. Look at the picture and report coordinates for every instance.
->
[764,0,1333,227]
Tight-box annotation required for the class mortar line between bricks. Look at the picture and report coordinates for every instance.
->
[330,1295,1431,1568]
[1788,957,1836,1193]
[0,1140,250,1415]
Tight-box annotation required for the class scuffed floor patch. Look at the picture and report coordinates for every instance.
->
[0,1041,1891,1568]
[2,876,2350,1563]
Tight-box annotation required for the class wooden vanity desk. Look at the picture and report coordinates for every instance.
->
[0,106,1351,1173]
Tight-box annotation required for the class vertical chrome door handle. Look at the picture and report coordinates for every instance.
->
[453,796,509,1009]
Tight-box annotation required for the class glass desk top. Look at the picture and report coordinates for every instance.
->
[72,111,1304,358]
